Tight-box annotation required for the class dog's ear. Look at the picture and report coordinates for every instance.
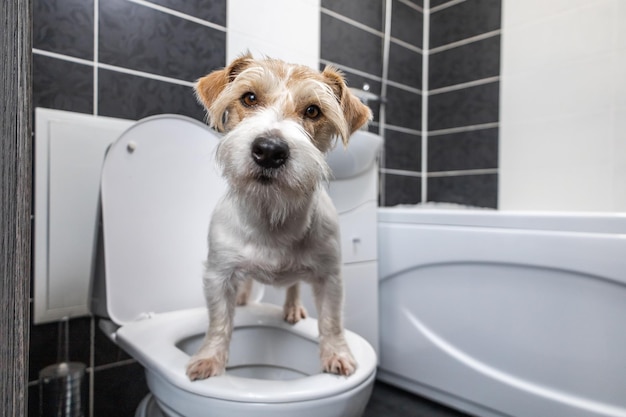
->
[195,53,255,128]
[322,66,373,146]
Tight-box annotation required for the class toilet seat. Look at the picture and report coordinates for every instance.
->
[94,115,378,417]
[116,303,377,404]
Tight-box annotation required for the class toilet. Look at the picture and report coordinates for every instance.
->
[91,115,378,417]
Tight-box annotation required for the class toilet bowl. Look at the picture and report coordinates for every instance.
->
[91,115,378,417]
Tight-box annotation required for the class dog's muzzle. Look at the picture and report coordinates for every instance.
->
[251,137,290,169]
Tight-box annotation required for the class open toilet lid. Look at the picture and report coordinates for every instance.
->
[100,115,227,326]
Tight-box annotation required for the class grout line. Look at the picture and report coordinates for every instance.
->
[319,59,383,83]
[429,76,499,96]
[421,0,430,203]
[384,124,422,136]
[429,122,499,136]
[390,36,424,54]
[321,7,384,38]
[93,0,99,116]
[127,0,226,32]
[32,48,195,88]
[381,168,423,177]
[97,63,195,87]
[32,48,93,66]
[429,29,501,55]
[428,168,498,177]
[386,79,423,95]
[397,0,424,13]
[89,317,95,417]
[430,0,467,14]
[91,358,137,373]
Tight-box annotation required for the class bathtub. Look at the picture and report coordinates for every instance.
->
[377,207,626,417]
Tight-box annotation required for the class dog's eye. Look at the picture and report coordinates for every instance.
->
[241,92,258,107]
[304,105,321,119]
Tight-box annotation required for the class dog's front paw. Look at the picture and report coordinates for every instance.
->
[322,350,357,376]
[186,355,226,381]
[283,303,307,324]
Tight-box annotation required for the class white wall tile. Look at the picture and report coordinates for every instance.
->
[227,0,320,69]
[499,111,614,211]
[500,0,626,212]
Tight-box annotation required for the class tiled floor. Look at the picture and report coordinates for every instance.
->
[364,381,472,417]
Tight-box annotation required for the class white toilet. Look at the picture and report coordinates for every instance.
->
[91,115,378,417]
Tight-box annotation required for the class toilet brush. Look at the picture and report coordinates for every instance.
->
[39,317,87,417]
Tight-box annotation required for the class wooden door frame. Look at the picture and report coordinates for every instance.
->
[1,0,32,415]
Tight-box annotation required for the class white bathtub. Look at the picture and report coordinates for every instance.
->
[377,207,626,417]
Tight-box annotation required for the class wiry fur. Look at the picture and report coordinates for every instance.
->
[186,54,372,381]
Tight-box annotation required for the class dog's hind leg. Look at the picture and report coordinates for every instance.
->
[312,277,357,376]
[283,282,307,324]
[236,277,253,306]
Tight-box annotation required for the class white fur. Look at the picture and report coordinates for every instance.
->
[186,57,368,380]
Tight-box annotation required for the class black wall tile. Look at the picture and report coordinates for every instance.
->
[427,174,498,208]
[430,0,501,48]
[391,0,423,48]
[33,0,94,59]
[98,69,205,121]
[29,317,91,382]
[99,0,225,81]
[386,85,422,131]
[428,81,499,131]
[428,127,498,172]
[322,0,384,32]
[384,129,421,172]
[383,173,422,206]
[321,13,383,78]
[429,35,500,89]
[93,363,149,417]
[145,0,226,27]
[388,43,422,90]
[33,55,93,116]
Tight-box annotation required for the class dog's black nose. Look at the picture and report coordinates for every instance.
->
[251,137,289,169]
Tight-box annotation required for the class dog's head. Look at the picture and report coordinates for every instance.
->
[195,54,372,201]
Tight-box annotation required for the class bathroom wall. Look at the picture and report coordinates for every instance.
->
[30,0,226,415]
[321,0,502,207]
[499,0,626,212]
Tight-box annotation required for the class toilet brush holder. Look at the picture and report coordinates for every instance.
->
[39,362,87,417]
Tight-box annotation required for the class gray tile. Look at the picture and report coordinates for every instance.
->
[143,0,226,26]
[430,0,450,7]
[384,129,422,172]
[329,66,382,122]
[321,13,384,78]
[388,43,422,90]
[391,0,423,48]
[33,0,94,59]
[428,81,499,131]
[428,127,498,171]
[99,0,226,81]
[322,0,384,32]
[94,319,131,366]
[33,54,93,116]
[98,69,205,121]
[386,85,422,131]
[383,173,422,206]
[364,381,472,417]
[429,35,501,90]
[428,173,498,208]
[430,0,501,48]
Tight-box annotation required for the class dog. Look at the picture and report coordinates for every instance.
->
[186,54,372,381]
